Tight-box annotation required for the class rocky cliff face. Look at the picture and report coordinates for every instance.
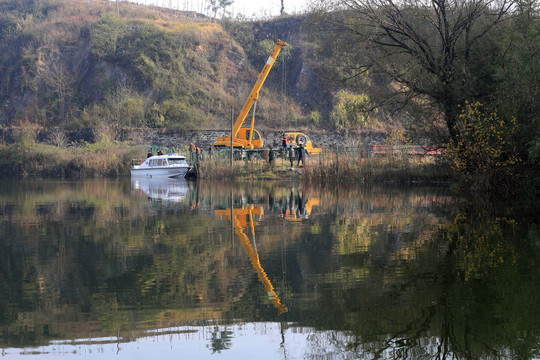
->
[247,16,333,115]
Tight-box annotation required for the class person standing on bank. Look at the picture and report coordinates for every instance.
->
[297,143,305,167]
[268,145,275,170]
[289,146,295,167]
[281,131,288,154]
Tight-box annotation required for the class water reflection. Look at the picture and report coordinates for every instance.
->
[215,206,288,315]
[131,177,190,202]
[0,178,538,359]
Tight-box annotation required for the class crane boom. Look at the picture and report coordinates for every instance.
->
[214,39,287,149]
[232,39,287,138]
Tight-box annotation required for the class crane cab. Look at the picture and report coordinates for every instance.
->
[214,128,264,149]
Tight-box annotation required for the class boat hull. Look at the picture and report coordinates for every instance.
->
[130,166,189,178]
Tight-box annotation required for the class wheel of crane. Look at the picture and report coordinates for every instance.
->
[297,135,307,145]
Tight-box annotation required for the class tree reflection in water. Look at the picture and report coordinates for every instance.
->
[208,326,233,354]
[0,178,537,359]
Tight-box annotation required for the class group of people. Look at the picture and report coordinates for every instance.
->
[147,149,164,158]
[277,131,304,167]
[189,143,216,164]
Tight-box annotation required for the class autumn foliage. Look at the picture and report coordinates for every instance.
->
[445,102,521,192]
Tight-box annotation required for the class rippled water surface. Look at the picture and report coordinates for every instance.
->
[0,178,538,359]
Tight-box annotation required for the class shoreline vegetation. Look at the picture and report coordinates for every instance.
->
[0,132,451,184]
[193,148,451,184]
[0,126,536,200]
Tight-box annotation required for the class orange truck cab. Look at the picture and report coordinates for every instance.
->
[285,132,322,155]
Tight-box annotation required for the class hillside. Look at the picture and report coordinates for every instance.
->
[0,0,338,137]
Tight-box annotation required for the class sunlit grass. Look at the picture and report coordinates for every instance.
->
[302,151,451,183]
[0,142,141,178]
[190,149,451,183]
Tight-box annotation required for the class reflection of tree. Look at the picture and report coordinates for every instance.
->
[446,211,518,281]
[208,326,233,354]
[0,178,538,359]
[304,202,539,359]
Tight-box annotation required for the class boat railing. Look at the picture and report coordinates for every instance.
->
[131,158,145,167]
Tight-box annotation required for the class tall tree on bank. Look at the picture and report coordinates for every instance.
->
[494,0,540,163]
[208,0,234,18]
[312,0,514,144]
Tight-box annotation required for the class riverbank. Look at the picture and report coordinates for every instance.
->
[0,140,451,184]
[0,124,451,184]
[193,149,451,184]
[0,140,140,178]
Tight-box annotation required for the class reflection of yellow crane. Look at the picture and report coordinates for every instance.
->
[215,206,288,315]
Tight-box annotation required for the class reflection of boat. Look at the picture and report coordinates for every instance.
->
[131,177,189,202]
[216,206,288,315]
[131,154,191,178]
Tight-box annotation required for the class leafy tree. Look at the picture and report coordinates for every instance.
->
[445,102,521,192]
[207,0,234,19]
[313,0,514,144]
[492,0,540,165]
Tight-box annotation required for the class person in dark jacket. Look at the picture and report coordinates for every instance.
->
[268,146,275,170]
[289,147,295,167]
[297,144,305,167]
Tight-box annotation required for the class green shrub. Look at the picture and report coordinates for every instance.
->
[309,111,321,125]
[161,100,207,130]
[90,13,128,60]
[445,102,521,192]
[330,90,371,129]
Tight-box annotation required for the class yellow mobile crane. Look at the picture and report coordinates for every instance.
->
[214,39,287,150]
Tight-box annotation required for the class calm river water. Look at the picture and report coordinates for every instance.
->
[0,178,538,359]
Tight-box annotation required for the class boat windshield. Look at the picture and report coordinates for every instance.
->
[168,158,188,165]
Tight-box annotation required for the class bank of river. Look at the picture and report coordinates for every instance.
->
[0,136,450,184]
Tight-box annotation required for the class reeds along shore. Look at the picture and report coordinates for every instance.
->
[192,148,451,183]
[0,138,450,183]
[0,142,140,178]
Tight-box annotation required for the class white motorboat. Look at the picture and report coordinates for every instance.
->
[130,153,191,178]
